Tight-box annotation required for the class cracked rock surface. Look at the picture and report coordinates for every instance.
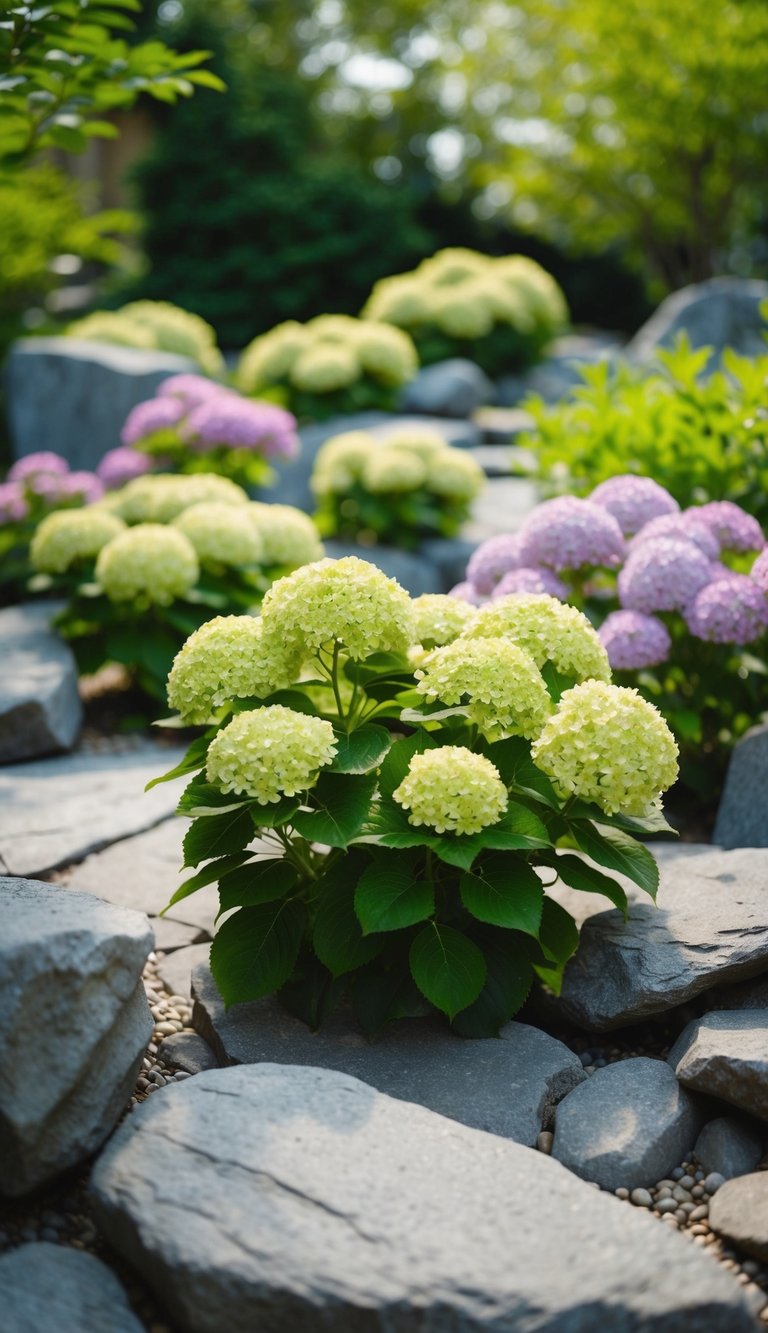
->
[669,1010,768,1121]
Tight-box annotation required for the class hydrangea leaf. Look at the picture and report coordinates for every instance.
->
[210,899,305,1006]
[292,772,377,848]
[460,855,544,934]
[569,822,659,899]
[217,859,298,915]
[541,851,629,917]
[330,724,392,774]
[409,922,486,1019]
[355,851,434,934]
[312,862,385,977]
[451,935,534,1037]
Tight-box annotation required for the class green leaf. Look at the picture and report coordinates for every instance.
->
[217,859,297,915]
[343,651,411,685]
[377,729,437,800]
[431,804,551,872]
[485,736,560,809]
[409,923,486,1019]
[248,795,300,829]
[330,724,392,774]
[292,772,376,848]
[543,852,628,917]
[161,851,252,915]
[145,732,211,790]
[534,898,580,995]
[451,934,534,1037]
[460,854,544,934]
[313,863,385,977]
[352,965,430,1036]
[182,807,255,868]
[278,952,345,1031]
[569,823,659,899]
[210,899,305,1006]
[354,851,434,934]
[176,772,248,816]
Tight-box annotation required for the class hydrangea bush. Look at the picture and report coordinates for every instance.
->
[151,558,678,1035]
[455,479,768,818]
[113,373,300,491]
[0,452,104,604]
[363,248,568,377]
[67,301,224,376]
[236,315,418,420]
[30,475,324,703]
[311,426,485,548]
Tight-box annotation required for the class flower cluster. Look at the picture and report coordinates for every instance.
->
[518,497,625,572]
[30,508,125,573]
[237,315,418,412]
[416,637,552,740]
[410,594,478,648]
[363,248,567,376]
[167,616,298,724]
[173,502,264,569]
[181,396,298,460]
[466,533,527,596]
[2,451,105,527]
[67,300,224,376]
[248,503,325,568]
[598,610,672,670]
[120,396,186,448]
[96,448,153,491]
[95,524,199,605]
[531,681,679,816]
[589,476,679,536]
[260,556,413,662]
[206,706,337,803]
[617,537,712,614]
[393,747,508,835]
[106,473,250,525]
[685,575,768,644]
[465,595,611,684]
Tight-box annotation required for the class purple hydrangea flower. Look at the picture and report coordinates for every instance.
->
[685,574,768,644]
[492,567,568,600]
[518,496,625,572]
[121,396,187,447]
[630,511,719,561]
[59,471,105,504]
[449,580,485,605]
[465,533,527,595]
[590,475,679,536]
[599,609,672,670]
[159,374,229,409]
[7,451,69,483]
[181,397,299,458]
[750,548,768,596]
[0,481,28,523]
[694,501,765,554]
[618,536,712,613]
[97,447,153,490]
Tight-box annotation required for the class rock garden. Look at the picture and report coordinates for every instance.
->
[2,3,768,1330]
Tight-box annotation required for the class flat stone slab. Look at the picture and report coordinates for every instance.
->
[192,963,585,1146]
[0,1242,144,1333]
[709,1172,768,1263]
[0,742,188,877]
[556,849,768,1030]
[472,405,535,443]
[552,1057,705,1191]
[693,1116,765,1180]
[90,1064,761,1333]
[156,942,211,998]
[464,476,539,542]
[0,877,152,1195]
[0,601,82,763]
[157,1031,218,1075]
[669,1010,768,1120]
[715,723,768,849]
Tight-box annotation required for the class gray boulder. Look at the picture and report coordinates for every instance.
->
[628,277,768,364]
[400,358,495,418]
[0,742,188,877]
[90,1064,760,1333]
[709,1172,768,1263]
[0,878,152,1195]
[552,1057,705,1191]
[669,1009,768,1120]
[496,332,623,406]
[0,1242,144,1333]
[714,723,768,849]
[157,1031,218,1076]
[557,848,768,1030]
[0,601,82,762]
[192,962,584,1145]
[5,337,198,470]
[693,1116,765,1180]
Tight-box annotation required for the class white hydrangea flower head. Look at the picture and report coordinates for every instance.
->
[362,447,428,494]
[311,432,374,495]
[173,502,264,568]
[393,746,508,836]
[432,283,495,339]
[426,449,485,501]
[167,616,300,724]
[354,322,418,384]
[260,556,414,661]
[30,508,126,573]
[206,705,338,803]
[237,321,309,391]
[363,274,432,326]
[464,594,611,684]
[290,343,359,393]
[411,593,478,648]
[248,503,324,567]
[110,474,248,524]
[531,681,679,816]
[382,426,448,460]
[416,637,552,740]
[95,524,199,605]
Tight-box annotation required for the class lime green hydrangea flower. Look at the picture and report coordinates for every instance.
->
[355,322,418,384]
[30,508,126,573]
[237,321,309,391]
[411,593,478,648]
[173,501,264,568]
[206,705,338,803]
[531,681,679,815]
[260,556,413,662]
[383,426,448,460]
[426,450,485,501]
[249,502,325,567]
[433,286,495,340]
[362,447,427,494]
[464,594,611,684]
[393,746,508,835]
[416,637,552,740]
[111,474,248,524]
[167,615,299,724]
[290,344,359,393]
[311,432,373,495]
[95,524,198,605]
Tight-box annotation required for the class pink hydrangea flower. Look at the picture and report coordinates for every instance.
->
[7,451,69,483]
[121,396,187,447]
[685,573,768,644]
[448,580,485,605]
[750,548,768,596]
[59,471,105,504]
[694,501,765,554]
[0,481,28,523]
[466,533,527,595]
[618,537,712,613]
[181,397,299,458]
[97,447,153,489]
[518,496,625,571]
[590,475,679,536]
[492,567,568,600]
[599,609,672,669]
[630,511,719,561]
[159,374,230,409]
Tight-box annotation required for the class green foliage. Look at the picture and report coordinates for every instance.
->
[0,0,223,164]
[525,339,768,529]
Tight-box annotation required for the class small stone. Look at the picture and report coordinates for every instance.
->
[679,1175,695,1189]
[669,1011,768,1120]
[709,1174,768,1263]
[705,1173,727,1194]
[671,1167,685,1181]
[694,1116,765,1181]
[656,1199,678,1215]
[0,603,82,762]
[615,1187,630,1200]
[537,1131,553,1155]
[630,1189,653,1207]
[690,1205,710,1222]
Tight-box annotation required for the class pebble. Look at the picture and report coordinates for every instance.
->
[673,1186,693,1203]
[671,1167,685,1181]
[536,1132,553,1155]
[615,1187,630,1201]
[629,1189,652,1208]
[656,1199,678,1215]
[689,1205,709,1222]
[679,1175,695,1190]
[704,1172,726,1194]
